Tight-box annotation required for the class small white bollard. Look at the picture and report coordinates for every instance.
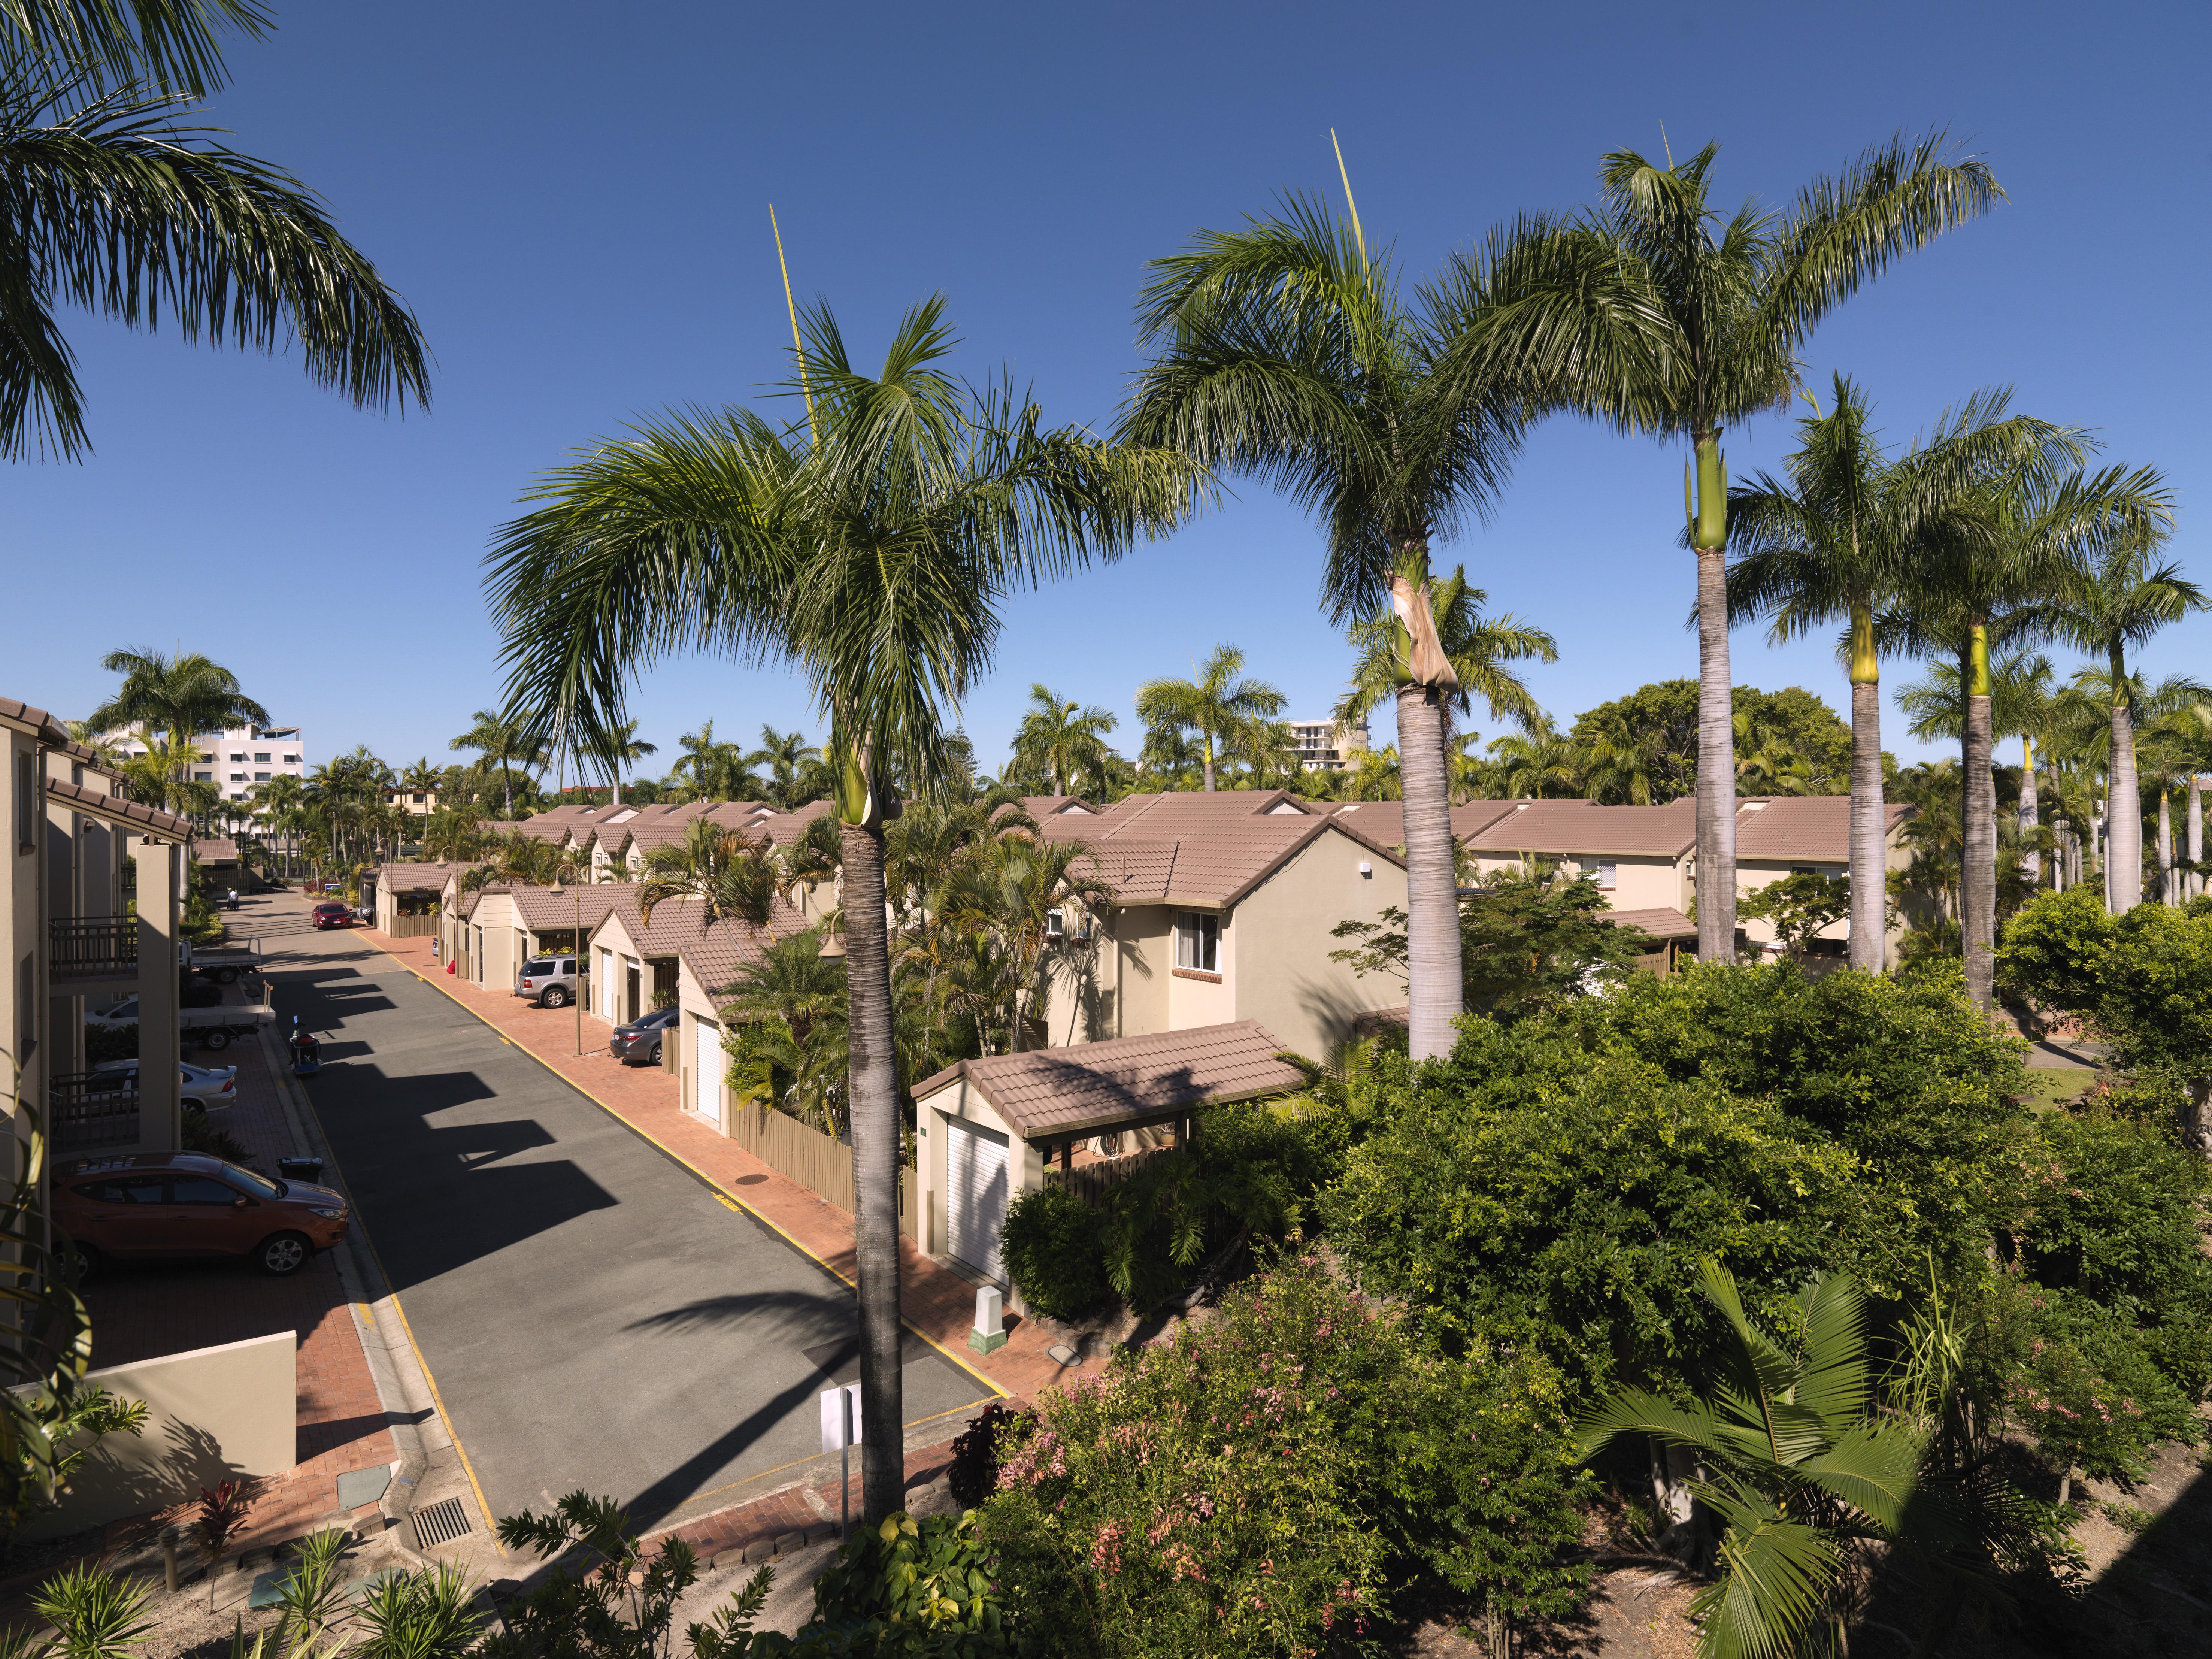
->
[969,1285,1007,1354]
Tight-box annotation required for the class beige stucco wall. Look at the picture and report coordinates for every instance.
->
[1109,907,1172,1039]
[1734,822,1914,954]
[1222,830,1409,1062]
[19,1331,296,1542]
[586,911,650,1026]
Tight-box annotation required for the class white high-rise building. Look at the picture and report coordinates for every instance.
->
[116,724,307,806]
[1288,718,1369,772]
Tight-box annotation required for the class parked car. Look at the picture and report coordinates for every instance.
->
[91,1058,238,1108]
[609,1005,679,1065]
[514,955,579,1008]
[54,1152,349,1278]
[312,902,353,929]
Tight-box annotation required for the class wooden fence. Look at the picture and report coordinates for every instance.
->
[726,1101,916,1239]
[1043,1145,1172,1209]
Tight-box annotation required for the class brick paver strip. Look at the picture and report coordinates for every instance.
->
[84,1025,398,1554]
[354,924,1071,1404]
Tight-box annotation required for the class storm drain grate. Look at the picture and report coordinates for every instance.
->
[413,1498,474,1549]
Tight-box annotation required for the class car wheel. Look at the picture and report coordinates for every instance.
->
[542,986,569,1008]
[256,1232,311,1277]
[63,1241,102,1286]
[648,1042,663,1066]
[201,1029,231,1052]
[214,967,240,984]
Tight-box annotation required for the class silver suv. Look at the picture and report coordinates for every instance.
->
[515,955,579,1008]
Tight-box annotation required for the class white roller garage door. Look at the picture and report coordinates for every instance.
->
[945,1117,1009,1281]
[693,1016,722,1126]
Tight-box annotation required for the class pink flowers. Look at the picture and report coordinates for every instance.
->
[1089,1520,1126,1575]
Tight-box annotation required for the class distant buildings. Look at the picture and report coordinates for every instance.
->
[1288,718,1368,772]
[115,724,307,811]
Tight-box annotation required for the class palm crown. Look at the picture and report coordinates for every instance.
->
[1134,644,1284,794]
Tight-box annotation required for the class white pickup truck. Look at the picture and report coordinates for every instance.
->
[86,989,274,1053]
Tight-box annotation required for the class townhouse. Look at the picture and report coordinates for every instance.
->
[5,696,188,1173]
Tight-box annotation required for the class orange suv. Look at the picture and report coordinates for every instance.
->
[54,1153,350,1278]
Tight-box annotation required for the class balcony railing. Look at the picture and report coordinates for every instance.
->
[49,1071,140,1153]
[49,917,138,981]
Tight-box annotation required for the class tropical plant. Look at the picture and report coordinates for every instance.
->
[2038,515,2204,911]
[1445,133,1999,965]
[1123,184,1524,1063]
[585,716,658,806]
[748,726,826,811]
[1739,871,1852,962]
[1010,684,1118,798]
[638,820,779,933]
[1487,714,1578,800]
[1337,564,1555,749]
[450,708,545,819]
[939,834,1113,1050]
[86,648,266,790]
[353,1561,487,1659]
[1131,645,1283,795]
[0,3,429,461]
[30,1559,157,1659]
[486,293,1193,1520]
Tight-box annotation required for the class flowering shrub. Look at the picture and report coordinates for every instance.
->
[979,1256,1589,1656]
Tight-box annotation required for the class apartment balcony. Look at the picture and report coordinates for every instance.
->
[49,1071,139,1154]
[49,917,139,982]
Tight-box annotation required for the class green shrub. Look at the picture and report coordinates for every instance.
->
[981,1256,1590,1657]
[999,1187,1107,1322]
[808,1511,1012,1643]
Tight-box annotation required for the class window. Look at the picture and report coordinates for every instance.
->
[254,772,270,782]
[253,751,270,762]
[196,771,214,782]
[1175,910,1219,973]
[228,752,245,762]
[224,1163,284,1199]
[1790,866,1818,877]
[1046,908,1063,939]
[171,1176,242,1205]
[74,1175,166,1205]
[283,754,300,764]
[1595,860,1616,888]
[229,772,245,782]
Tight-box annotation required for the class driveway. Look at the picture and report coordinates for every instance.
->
[254,890,990,1531]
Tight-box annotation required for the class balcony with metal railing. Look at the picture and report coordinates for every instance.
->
[49,917,138,982]
[48,1071,140,1153]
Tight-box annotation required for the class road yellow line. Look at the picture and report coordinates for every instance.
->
[382,951,1008,1400]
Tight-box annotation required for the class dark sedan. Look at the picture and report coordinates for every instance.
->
[609,1005,679,1066]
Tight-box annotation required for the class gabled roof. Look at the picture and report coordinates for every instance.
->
[468,881,636,932]
[1604,905,1698,940]
[375,860,466,892]
[1014,794,1100,818]
[588,892,812,1002]
[193,838,240,865]
[912,1020,1305,1138]
[59,739,128,781]
[1323,799,1525,847]
[1735,796,1910,862]
[1463,798,1699,858]
[45,777,190,841]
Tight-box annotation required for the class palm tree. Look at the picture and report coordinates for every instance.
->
[1133,645,1284,795]
[1488,717,1579,800]
[941,835,1115,1051]
[719,928,851,1135]
[1443,134,1999,964]
[1010,685,1118,797]
[748,726,819,810]
[1122,190,1523,1062]
[1136,720,1203,790]
[1882,461,2170,1002]
[399,758,440,795]
[1898,648,2055,890]
[0,4,428,461]
[587,716,658,806]
[637,820,779,933]
[483,293,1191,1524]
[1576,712,1674,806]
[449,708,543,818]
[60,720,122,769]
[87,647,267,784]
[1725,378,2070,970]
[1336,565,1556,756]
[2039,516,2203,911]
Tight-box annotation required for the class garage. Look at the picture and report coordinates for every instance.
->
[692,1014,722,1126]
[944,1117,1009,1281]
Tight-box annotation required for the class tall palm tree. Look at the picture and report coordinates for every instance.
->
[748,726,819,810]
[483,294,1192,1523]
[2039,517,2203,911]
[587,715,657,806]
[1725,378,2070,971]
[1442,134,1999,964]
[1134,644,1284,795]
[1883,463,2170,1002]
[1576,712,1674,806]
[1336,565,1556,752]
[449,708,543,818]
[1122,190,1522,1062]
[941,834,1115,1051]
[1898,648,2055,889]
[87,647,267,783]
[398,758,440,795]
[0,3,428,460]
[1010,684,1118,797]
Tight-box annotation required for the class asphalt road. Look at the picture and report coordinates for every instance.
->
[254,890,990,1531]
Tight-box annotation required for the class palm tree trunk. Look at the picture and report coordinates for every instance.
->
[1398,684,1463,1063]
[2189,774,2203,902]
[837,821,905,1524]
[1694,543,1737,964]
[2109,670,2142,911]
[2020,739,2041,888]
[1201,734,1216,793]
[2158,786,2175,906]
[1846,609,1884,973]
[1961,630,1996,1011]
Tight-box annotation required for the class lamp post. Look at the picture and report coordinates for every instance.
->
[555,858,583,1054]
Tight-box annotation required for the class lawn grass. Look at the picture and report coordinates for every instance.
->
[2016,1066,2100,1114]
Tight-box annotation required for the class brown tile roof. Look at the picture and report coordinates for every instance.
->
[193,838,240,865]
[1604,905,1698,940]
[1030,791,1402,910]
[472,881,636,932]
[375,860,467,892]
[912,1020,1306,1138]
[44,777,190,841]
[59,740,128,780]
[1735,796,1909,862]
[1324,799,1525,847]
[0,696,67,742]
[1011,795,1102,819]
[1081,789,1317,833]
[589,892,811,1002]
[1463,799,1698,858]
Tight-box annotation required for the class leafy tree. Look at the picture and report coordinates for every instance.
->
[486,295,1193,1521]
[1569,680,1701,804]
[1009,685,1118,798]
[0,0,428,460]
[1739,871,1851,962]
[1445,134,1997,964]
[1122,186,1525,1063]
[1132,645,1283,795]
[749,726,828,811]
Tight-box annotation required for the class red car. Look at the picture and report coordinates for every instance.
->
[312,902,354,929]
[54,1152,350,1278]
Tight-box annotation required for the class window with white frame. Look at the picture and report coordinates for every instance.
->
[1595,860,1616,888]
[1046,908,1063,939]
[1175,910,1219,972]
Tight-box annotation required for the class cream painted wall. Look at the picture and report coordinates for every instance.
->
[1166,912,1237,1030]
[20,1331,295,1541]
[913,1079,1028,1263]
[1112,908,1172,1038]
[1227,830,1409,1060]
[1469,849,1691,914]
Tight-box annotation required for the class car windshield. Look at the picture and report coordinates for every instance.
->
[222,1163,286,1200]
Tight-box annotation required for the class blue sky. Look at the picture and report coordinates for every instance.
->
[10,0,2208,781]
